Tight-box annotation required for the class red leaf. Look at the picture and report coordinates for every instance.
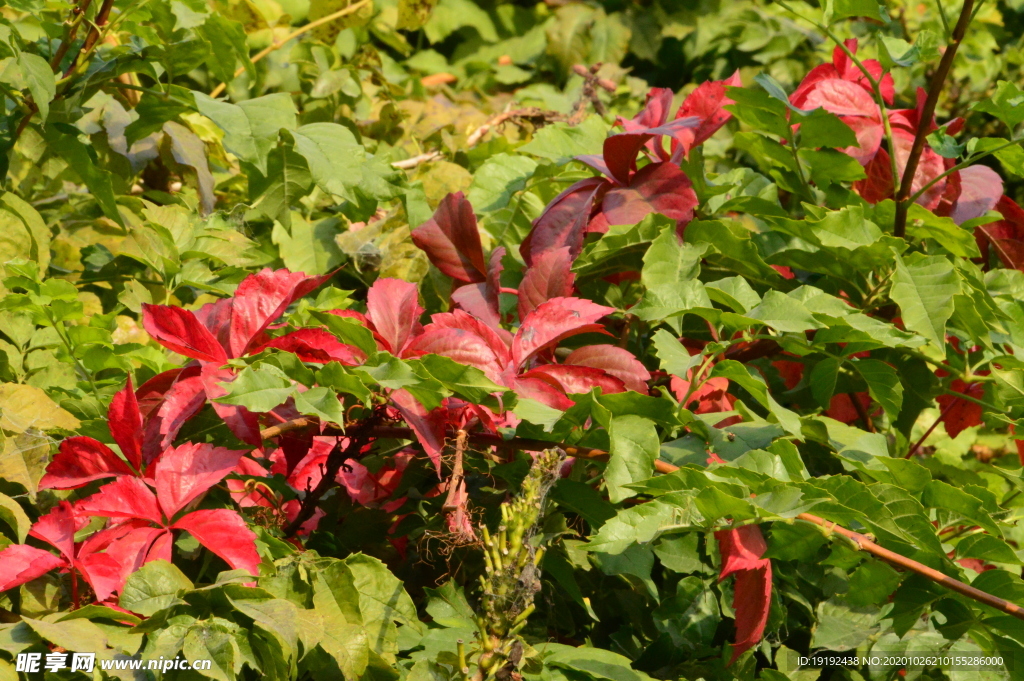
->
[228,457,274,509]
[201,364,263,447]
[518,247,576,321]
[154,442,246,519]
[616,87,675,160]
[508,374,576,411]
[936,379,985,438]
[854,147,895,203]
[108,376,144,470]
[672,70,743,155]
[136,368,191,419]
[670,376,734,415]
[521,177,607,266]
[193,297,234,354]
[596,162,698,229]
[520,364,626,395]
[565,345,652,394]
[792,39,893,107]
[406,311,511,382]
[339,450,412,510]
[142,304,229,364]
[601,119,701,186]
[826,392,873,424]
[949,165,1003,225]
[451,283,503,334]
[142,373,207,463]
[29,501,86,562]
[891,128,947,209]
[366,277,424,355]
[980,195,1024,270]
[410,192,488,283]
[77,477,164,525]
[390,389,445,473]
[286,437,334,492]
[0,544,65,591]
[39,437,136,490]
[511,297,613,369]
[254,328,366,365]
[76,551,127,602]
[797,78,878,118]
[715,524,772,665]
[172,509,260,575]
[229,268,330,357]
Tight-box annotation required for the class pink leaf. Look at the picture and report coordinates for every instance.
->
[950,165,1003,225]
[77,477,163,525]
[0,544,64,591]
[201,364,263,447]
[142,304,229,364]
[29,501,85,562]
[108,376,144,470]
[365,278,424,355]
[142,373,207,463]
[511,297,614,369]
[597,162,698,228]
[715,524,772,665]
[136,368,191,420]
[282,500,326,535]
[153,442,246,519]
[508,374,576,411]
[390,389,445,473]
[229,268,330,357]
[519,364,626,395]
[797,78,878,118]
[518,247,575,321]
[254,328,366,365]
[565,345,652,393]
[672,70,743,154]
[39,437,136,490]
[521,178,607,266]
[891,128,947,209]
[406,311,511,382]
[451,284,502,333]
[172,509,260,575]
[410,192,488,283]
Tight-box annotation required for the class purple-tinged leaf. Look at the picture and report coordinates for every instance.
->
[565,346,652,394]
[366,277,424,355]
[521,177,606,266]
[411,191,488,283]
[512,297,614,369]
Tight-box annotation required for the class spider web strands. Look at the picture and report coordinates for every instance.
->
[258,417,1024,621]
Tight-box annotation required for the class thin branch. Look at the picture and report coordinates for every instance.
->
[63,0,116,78]
[208,0,372,98]
[893,0,976,238]
[906,400,956,458]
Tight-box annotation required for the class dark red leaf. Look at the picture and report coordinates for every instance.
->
[601,119,700,185]
[565,345,652,394]
[142,373,207,463]
[171,509,260,575]
[29,501,85,562]
[390,389,445,473]
[617,88,675,160]
[949,165,1003,225]
[406,310,512,381]
[854,148,895,203]
[193,297,234,356]
[366,277,424,356]
[936,379,985,438]
[75,551,126,602]
[0,544,65,591]
[154,442,246,519]
[715,524,772,665]
[521,177,607,266]
[511,297,614,369]
[980,195,1024,270]
[77,477,164,525]
[596,162,698,229]
[39,437,136,490]
[108,376,144,470]
[254,328,366,365]
[508,374,576,411]
[142,304,229,364]
[518,247,575,321]
[410,191,488,283]
[672,70,743,155]
[229,268,330,357]
[520,364,626,395]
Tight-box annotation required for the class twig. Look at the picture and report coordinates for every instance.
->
[849,392,876,433]
[906,400,956,458]
[442,430,469,511]
[893,0,975,238]
[208,0,372,98]
[63,0,117,77]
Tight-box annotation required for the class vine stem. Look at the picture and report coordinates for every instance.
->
[208,0,372,99]
[260,416,1024,621]
[893,0,975,238]
[906,399,957,458]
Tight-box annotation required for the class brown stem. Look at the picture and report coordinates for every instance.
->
[442,430,469,511]
[723,338,781,363]
[50,0,95,71]
[63,0,116,78]
[893,0,975,238]
[71,569,79,610]
[282,418,375,537]
[905,400,956,458]
[849,392,876,433]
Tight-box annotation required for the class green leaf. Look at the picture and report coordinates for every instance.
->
[43,126,124,227]
[796,108,860,149]
[290,123,364,198]
[540,643,656,681]
[415,354,506,404]
[22,617,108,653]
[215,365,293,412]
[710,360,802,436]
[853,358,903,420]
[633,229,710,321]
[826,0,885,23]
[745,290,824,333]
[846,560,902,606]
[905,204,981,258]
[519,116,608,165]
[809,357,840,408]
[293,386,346,427]
[890,251,960,356]
[651,328,700,379]
[956,533,1022,565]
[725,87,792,140]
[119,560,193,616]
[0,491,30,542]
[605,415,659,503]
[587,491,703,554]
[197,13,254,84]
[512,397,564,432]
[423,0,498,42]
[17,53,55,123]
[973,81,1024,131]
[397,0,439,29]
[922,480,1000,536]
[467,153,538,213]
[183,619,241,681]
[316,362,374,404]
[248,146,314,231]
[194,92,297,174]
